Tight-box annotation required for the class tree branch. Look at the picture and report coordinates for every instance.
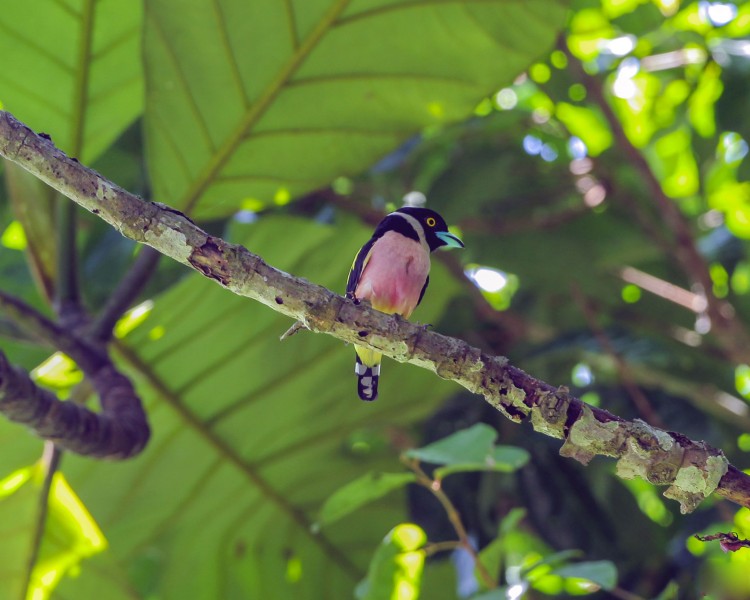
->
[1,109,748,509]
[0,290,150,459]
[0,350,149,458]
[89,246,161,341]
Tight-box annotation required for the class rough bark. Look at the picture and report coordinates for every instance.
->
[1,109,748,509]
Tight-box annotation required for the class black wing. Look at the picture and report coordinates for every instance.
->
[346,237,377,299]
[417,275,429,307]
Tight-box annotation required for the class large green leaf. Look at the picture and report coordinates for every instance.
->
[143,0,567,218]
[0,0,143,163]
[42,215,463,598]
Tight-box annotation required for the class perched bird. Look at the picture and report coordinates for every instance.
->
[346,207,464,401]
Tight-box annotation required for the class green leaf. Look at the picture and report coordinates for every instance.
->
[0,0,143,162]
[143,0,567,218]
[405,423,497,465]
[555,103,613,156]
[0,465,108,599]
[433,445,530,479]
[551,560,618,591]
[650,127,700,198]
[355,524,426,600]
[318,472,416,527]
[689,62,723,138]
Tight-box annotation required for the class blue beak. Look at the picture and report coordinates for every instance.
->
[436,231,464,249]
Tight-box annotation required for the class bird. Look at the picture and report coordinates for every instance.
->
[346,206,464,401]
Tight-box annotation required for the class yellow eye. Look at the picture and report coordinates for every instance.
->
[426,217,436,227]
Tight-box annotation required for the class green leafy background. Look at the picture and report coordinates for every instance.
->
[3,0,750,598]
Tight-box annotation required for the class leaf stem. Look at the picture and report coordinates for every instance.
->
[404,457,498,590]
[22,442,63,596]
[54,194,81,322]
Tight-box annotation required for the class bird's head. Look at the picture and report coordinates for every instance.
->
[395,207,464,252]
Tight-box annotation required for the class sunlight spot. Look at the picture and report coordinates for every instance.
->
[523,135,543,155]
[149,325,166,340]
[114,300,154,339]
[532,107,551,124]
[735,365,750,399]
[695,313,711,334]
[392,524,426,550]
[604,35,636,56]
[53,473,107,548]
[540,144,558,162]
[234,210,258,224]
[0,467,31,497]
[655,0,679,16]
[622,284,641,303]
[720,132,749,164]
[612,57,640,99]
[274,187,291,206]
[286,555,302,583]
[568,136,588,159]
[1,220,27,250]
[529,63,551,83]
[584,183,607,207]
[507,583,526,600]
[241,197,264,212]
[495,88,517,110]
[474,97,494,116]
[33,352,83,389]
[572,363,594,387]
[427,101,444,119]
[467,267,507,293]
[701,1,737,26]
[570,157,593,175]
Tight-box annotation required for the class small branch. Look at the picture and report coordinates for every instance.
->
[0,350,149,459]
[694,531,750,552]
[1,109,749,507]
[54,193,82,322]
[90,246,161,341]
[405,458,497,589]
[0,290,103,373]
[280,320,307,341]
[23,442,62,594]
[571,284,666,429]
[423,540,463,556]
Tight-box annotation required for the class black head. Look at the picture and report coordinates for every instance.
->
[394,207,464,252]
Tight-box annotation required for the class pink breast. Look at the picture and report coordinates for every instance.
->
[355,232,431,318]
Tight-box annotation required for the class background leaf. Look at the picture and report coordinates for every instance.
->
[0,0,143,162]
[405,423,497,465]
[551,560,618,591]
[355,523,426,600]
[143,0,567,218]
[318,471,417,527]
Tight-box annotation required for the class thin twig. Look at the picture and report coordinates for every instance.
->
[0,289,103,373]
[404,457,498,590]
[22,442,63,595]
[54,192,82,326]
[280,320,307,340]
[571,284,666,429]
[90,246,161,341]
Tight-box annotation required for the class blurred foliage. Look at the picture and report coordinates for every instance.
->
[1,0,750,598]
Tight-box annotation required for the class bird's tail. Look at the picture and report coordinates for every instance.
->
[355,353,380,401]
